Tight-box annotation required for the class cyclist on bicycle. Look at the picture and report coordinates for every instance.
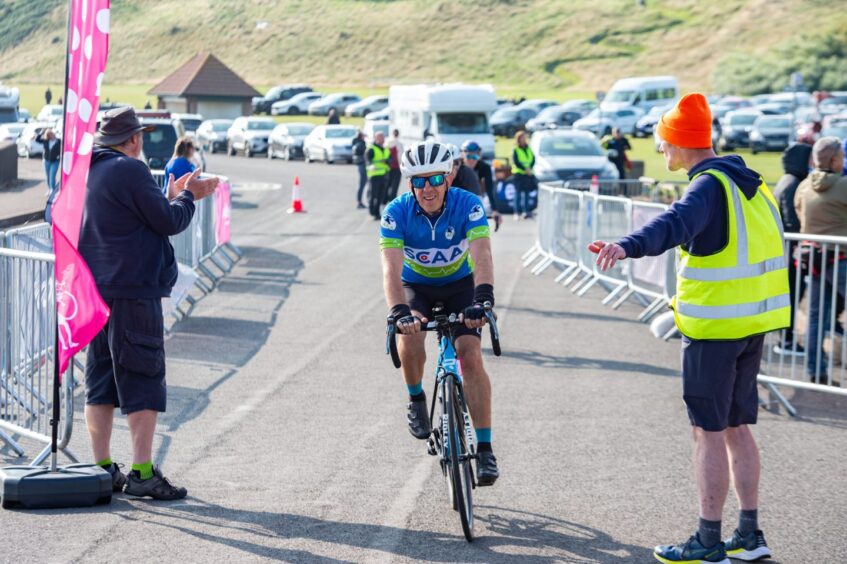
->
[380,140,499,486]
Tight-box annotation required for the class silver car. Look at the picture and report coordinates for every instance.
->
[271,92,323,116]
[303,125,358,164]
[226,116,276,157]
[268,122,315,160]
[308,93,361,116]
[16,121,53,158]
[749,114,792,154]
[530,129,619,183]
[345,95,388,117]
[196,119,233,153]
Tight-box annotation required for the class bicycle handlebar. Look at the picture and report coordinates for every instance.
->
[386,302,501,369]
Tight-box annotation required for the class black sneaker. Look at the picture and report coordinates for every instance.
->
[724,529,771,561]
[476,450,499,486]
[357,202,366,209]
[104,463,127,493]
[407,399,431,440]
[125,466,187,500]
[772,341,805,356]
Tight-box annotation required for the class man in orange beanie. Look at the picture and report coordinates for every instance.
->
[589,93,787,563]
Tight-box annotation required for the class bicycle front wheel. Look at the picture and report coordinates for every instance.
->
[446,374,474,542]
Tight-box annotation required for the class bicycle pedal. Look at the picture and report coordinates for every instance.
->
[427,441,437,456]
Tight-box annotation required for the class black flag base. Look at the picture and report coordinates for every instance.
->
[0,464,112,509]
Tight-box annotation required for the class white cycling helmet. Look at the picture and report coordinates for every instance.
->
[400,140,453,176]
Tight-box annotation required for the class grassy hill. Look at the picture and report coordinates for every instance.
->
[0,0,843,95]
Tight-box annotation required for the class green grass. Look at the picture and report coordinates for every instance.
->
[16,82,154,117]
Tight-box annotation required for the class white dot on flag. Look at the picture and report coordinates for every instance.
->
[78,133,93,155]
[96,9,110,33]
[66,89,78,113]
[84,35,93,60]
[95,73,104,96]
[72,27,80,50]
[78,98,92,122]
[82,0,88,22]
[62,151,73,174]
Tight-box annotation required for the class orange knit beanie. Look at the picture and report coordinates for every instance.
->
[656,93,712,149]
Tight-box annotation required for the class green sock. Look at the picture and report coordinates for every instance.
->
[96,457,113,469]
[132,461,154,480]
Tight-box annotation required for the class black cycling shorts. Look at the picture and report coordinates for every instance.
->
[403,275,481,339]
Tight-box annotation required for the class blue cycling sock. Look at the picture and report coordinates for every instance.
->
[476,428,491,444]
[407,382,423,396]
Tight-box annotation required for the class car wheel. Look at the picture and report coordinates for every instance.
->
[245,144,252,158]
[750,144,758,155]
[283,146,291,161]
[304,149,311,163]
[326,150,334,164]
[268,146,274,159]
[362,109,370,117]
[227,142,235,156]
[288,107,298,115]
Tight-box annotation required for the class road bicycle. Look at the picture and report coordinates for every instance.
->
[386,302,501,541]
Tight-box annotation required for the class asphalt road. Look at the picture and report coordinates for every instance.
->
[1,152,846,563]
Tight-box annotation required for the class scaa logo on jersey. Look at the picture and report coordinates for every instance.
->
[381,214,397,231]
[404,246,465,264]
[468,205,484,222]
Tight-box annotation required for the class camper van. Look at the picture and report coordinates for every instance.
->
[600,76,678,113]
[0,85,20,124]
[389,84,497,159]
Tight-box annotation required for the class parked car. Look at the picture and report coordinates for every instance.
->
[0,123,25,142]
[16,121,52,158]
[634,104,672,137]
[271,92,323,115]
[252,84,312,114]
[308,93,361,116]
[821,114,847,140]
[139,117,185,169]
[17,108,30,123]
[754,102,792,115]
[749,114,792,154]
[363,120,390,143]
[268,122,315,160]
[172,113,203,133]
[345,95,388,117]
[530,129,619,183]
[514,99,558,114]
[559,99,597,118]
[0,85,20,124]
[366,108,390,122]
[36,104,64,123]
[226,116,275,157]
[303,124,358,164]
[573,107,643,137]
[820,92,847,110]
[718,109,761,150]
[195,119,233,153]
[524,105,581,133]
[716,96,752,111]
[490,107,536,137]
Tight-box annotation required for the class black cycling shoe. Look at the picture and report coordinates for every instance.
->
[476,450,499,486]
[407,399,431,440]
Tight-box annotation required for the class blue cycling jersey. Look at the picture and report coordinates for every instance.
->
[379,189,491,286]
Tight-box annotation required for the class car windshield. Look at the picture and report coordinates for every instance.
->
[606,90,636,103]
[292,93,317,102]
[436,113,489,134]
[326,128,356,138]
[493,109,518,119]
[266,87,284,98]
[211,121,231,132]
[536,107,564,120]
[584,109,601,119]
[247,120,275,130]
[728,114,758,126]
[649,106,669,116]
[758,117,791,128]
[180,119,202,132]
[538,136,604,157]
[142,126,177,158]
[286,125,313,136]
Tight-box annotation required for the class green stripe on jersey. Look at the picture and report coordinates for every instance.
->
[404,251,470,278]
[467,226,491,241]
[380,237,404,249]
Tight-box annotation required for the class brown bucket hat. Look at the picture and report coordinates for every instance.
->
[94,106,154,146]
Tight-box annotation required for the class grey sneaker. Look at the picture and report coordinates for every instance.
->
[407,399,431,440]
[125,466,187,500]
[105,463,127,493]
[724,529,771,561]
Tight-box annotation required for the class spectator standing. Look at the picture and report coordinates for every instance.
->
[590,94,785,564]
[462,140,501,228]
[327,107,340,125]
[37,128,62,224]
[366,131,390,219]
[771,143,812,355]
[601,127,632,180]
[511,131,537,219]
[164,137,197,197]
[794,137,847,384]
[385,129,403,203]
[447,143,482,195]
[79,107,219,500]
[44,86,52,106]
[352,131,367,209]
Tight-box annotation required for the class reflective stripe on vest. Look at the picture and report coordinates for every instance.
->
[512,146,534,175]
[672,169,790,340]
[367,145,390,177]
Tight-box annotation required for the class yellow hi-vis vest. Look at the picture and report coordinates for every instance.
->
[367,144,390,177]
[512,146,534,175]
[671,169,791,340]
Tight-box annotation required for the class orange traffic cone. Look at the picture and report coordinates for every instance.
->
[589,174,599,194]
[287,176,306,214]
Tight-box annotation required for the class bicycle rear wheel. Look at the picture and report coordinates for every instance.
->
[446,374,474,542]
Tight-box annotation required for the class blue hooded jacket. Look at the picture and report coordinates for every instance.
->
[78,146,195,299]
[617,155,763,258]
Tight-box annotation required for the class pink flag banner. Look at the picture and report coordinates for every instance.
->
[51,0,111,375]
[214,180,232,245]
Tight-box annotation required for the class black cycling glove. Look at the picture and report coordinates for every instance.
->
[463,284,494,322]
[390,303,416,326]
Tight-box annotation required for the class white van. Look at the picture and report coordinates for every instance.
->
[600,76,678,113]
[0,84,20,124]
[389,84,497,159]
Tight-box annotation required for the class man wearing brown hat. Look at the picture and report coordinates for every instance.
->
[78,106,218,500]
[590,94,787,563]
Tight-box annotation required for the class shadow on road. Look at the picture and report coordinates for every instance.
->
[113,498,648,563]
[500,349,679,378]
[505,305,641,325]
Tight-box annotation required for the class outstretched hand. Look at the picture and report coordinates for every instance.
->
[588,240,626,272]
[175,169,219,201]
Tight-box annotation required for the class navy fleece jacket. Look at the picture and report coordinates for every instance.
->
[617,155,762,258]
[78,146,195,299]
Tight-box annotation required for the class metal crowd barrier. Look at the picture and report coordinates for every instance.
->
[525,182,847,415]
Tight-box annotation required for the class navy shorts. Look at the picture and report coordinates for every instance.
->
[403,275,481,339]
[85,298,167,415]
[681,335,764,432]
